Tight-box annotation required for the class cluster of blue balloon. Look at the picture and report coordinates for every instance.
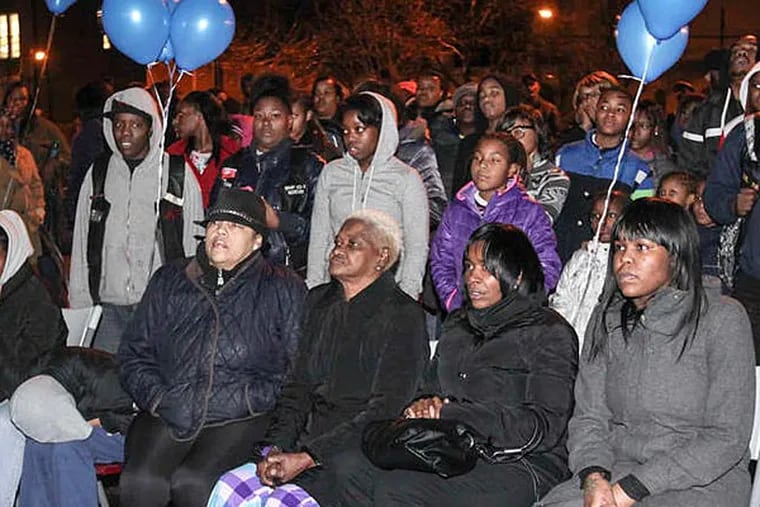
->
[45,0,235,72]
[615,0,708,84]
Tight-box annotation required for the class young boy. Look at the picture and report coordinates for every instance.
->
[554,87,653,262]
[657,170,698,208]
[550,190,630,349]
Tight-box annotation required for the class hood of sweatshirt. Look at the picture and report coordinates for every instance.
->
[0,209,33,287]
[102,87,163,166]
[740,62,760,111]
[351,92,399,170]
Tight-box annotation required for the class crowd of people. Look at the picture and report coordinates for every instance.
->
[0,32,758,507]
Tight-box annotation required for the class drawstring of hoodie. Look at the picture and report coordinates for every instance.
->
[350,164,376,211]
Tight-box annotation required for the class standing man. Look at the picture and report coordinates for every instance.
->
[414,71,460,199]
[704,62,760,362]
[69,87,204,353]
[681,35,758,177]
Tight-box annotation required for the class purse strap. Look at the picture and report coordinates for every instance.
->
[473,413,544,464]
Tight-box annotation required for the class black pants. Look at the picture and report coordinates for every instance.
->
[334,446,545,507]
[734,271,760,364]
[120,413,270,507]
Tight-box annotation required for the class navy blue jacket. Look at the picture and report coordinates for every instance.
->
[554,132,653,262]
[704,124,760,280]
[213,139,323,273]
[118,251,306,440]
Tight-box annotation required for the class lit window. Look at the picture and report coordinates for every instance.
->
[103,34,111,50]
[0,13,20,60]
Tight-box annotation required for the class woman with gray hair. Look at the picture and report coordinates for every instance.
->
[207,209,428,506]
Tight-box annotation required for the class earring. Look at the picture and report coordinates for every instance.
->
[375,265,383,271]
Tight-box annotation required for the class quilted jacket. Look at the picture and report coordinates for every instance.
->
[430,181,561,311]
[118,249,306,440]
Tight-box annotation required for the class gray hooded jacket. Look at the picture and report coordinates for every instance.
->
[306,92,429,297]
[69,88,203,308]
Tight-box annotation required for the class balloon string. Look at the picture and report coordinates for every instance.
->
[24,15,56,141]
[570,44,654,327]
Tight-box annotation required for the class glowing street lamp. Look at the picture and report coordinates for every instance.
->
[33,50,47,62]
[538,8,554,20]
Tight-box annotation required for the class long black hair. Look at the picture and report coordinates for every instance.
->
[463,223,545,302]
[588,198,705,361]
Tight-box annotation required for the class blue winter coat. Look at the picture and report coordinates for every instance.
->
[430,181,561,311]
[554,132,653,262]
[118,252,306,440]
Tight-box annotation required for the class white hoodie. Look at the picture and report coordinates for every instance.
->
[306,92,429,297]
[0,209,33,291]
[69,87,203,308]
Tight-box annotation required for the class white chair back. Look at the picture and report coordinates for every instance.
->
[62,306,103,348]
[748,367,760,506]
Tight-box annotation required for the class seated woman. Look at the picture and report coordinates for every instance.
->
[207,209,428,506]
[0,209,67,507]
[118,188,307,507]
[541,198,755,507]
[342,223,578,506]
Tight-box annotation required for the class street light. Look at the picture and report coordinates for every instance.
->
[33,50,46,62]
[538,8,554,20]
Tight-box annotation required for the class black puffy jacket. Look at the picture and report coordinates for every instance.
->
[429,293,578,493]
[0,262,67,400]
[118,250,306,440]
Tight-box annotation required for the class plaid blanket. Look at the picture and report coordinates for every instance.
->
[207,463,320,507]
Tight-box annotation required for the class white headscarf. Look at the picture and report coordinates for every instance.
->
[0,209,34,288]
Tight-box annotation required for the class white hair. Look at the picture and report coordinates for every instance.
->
[344,208,403,267]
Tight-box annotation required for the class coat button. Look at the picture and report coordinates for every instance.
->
[583,191,590,198]
[576,220,584,227]
[458,372,467,380]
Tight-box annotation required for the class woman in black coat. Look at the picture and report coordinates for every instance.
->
[207,209,428,507]
[118,188,306,507]
[341,223,578,506]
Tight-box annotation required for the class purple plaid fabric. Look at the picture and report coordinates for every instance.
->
[206,463,320,507]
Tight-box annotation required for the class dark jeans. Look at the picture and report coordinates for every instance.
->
[120,413,269,507]
[734,271,760,364]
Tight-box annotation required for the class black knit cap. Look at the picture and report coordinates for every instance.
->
[104,100,153,127]
[197,187,268,234]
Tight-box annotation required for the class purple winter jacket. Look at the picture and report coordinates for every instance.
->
[430,181,561,311]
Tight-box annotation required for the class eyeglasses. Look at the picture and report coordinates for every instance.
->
[506,124,535,139]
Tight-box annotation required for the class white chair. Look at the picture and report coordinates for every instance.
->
[749,367,760,506]
[62,306,103,348]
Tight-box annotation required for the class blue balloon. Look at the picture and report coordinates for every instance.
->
[45,0,76,15]
[158,39,174,63]
[166,0,180,13]
[102,0,171,65]
[638,0,708,41]
[616,2,689,84]
[170,0,235,72]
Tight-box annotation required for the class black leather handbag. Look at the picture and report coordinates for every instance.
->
[361,418,543,479]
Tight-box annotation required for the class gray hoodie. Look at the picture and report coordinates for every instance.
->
[69,88,203,308]
[306,92,429,297]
